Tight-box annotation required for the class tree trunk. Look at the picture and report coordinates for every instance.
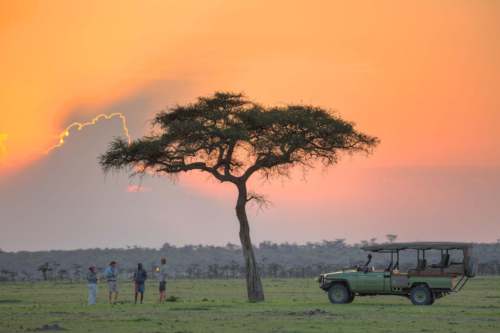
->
[235,182,265,302]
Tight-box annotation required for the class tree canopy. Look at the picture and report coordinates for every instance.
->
[100,92,378,185]
[99,91,379,301]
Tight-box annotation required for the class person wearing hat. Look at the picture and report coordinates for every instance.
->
[86,265,98,305]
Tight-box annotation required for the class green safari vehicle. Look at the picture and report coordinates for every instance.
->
[318,242,476,305]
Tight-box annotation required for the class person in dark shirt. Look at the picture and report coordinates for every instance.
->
[133,263,148,304]
[158,257,168,303]
[86,265,98,305]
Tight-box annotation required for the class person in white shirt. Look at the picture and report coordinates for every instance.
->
[104,261,119,304]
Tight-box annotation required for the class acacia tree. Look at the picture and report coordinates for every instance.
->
[38,262,51,281]
[99,92,378,302]
[386,234,398,243]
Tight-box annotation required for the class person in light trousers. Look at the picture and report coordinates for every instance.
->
[104,261,119,304]
[87,265,98,305]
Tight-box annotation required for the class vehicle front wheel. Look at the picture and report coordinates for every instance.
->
[409,285,433,305]
[328,283,351,304]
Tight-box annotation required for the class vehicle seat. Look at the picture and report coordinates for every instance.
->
[416,259,427,271]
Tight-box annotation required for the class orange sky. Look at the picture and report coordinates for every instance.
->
[0,1,499,249]
[1,0,499,171]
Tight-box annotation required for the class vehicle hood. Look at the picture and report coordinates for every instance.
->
[323,270,356,278]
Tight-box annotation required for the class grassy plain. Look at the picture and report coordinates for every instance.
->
[0,277,499,333]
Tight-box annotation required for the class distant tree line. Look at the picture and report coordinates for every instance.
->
[1,240,499,282]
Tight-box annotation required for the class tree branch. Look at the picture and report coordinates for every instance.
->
[158,161,234,183]
[246,191,271,210]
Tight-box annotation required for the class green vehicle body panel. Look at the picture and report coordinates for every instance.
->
[322,271,453,294]
[408,276,452,289]
[319,242,474,303]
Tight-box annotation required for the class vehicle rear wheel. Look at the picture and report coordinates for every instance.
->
[328,283,350,304]
[409,285,433,305]
[346,292,355,303]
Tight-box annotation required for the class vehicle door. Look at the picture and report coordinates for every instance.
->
[354,271,386,293]
[390,273,409,291]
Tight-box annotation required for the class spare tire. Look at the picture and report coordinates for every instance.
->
[465,258,478,278]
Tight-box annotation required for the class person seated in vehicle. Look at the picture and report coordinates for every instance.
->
[391,261,400,274]
[357,254,373,272]
[384,255,402,272]
[385,261,393,272]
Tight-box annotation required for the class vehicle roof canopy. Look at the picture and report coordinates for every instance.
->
[361,242,472,253]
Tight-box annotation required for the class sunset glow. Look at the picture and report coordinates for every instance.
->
[45,113,131,154]
[1,0,499,250]
[1,0,499,171]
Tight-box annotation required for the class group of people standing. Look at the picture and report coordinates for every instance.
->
[86,257,168,305]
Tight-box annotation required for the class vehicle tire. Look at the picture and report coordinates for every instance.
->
[346,292,355,303]
[328,283,350,304]
[409,285,433,305]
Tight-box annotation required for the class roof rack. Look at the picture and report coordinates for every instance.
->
[361,242,472,252]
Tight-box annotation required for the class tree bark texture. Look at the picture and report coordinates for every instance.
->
[235,183,265,302]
